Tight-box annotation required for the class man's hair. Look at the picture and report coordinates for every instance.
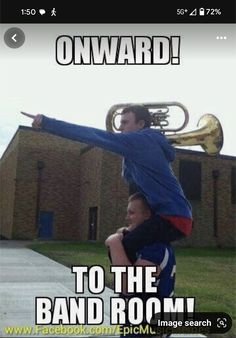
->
[121,105,152,128]
[128,192,152,213]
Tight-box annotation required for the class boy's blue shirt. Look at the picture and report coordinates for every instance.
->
[42,116,192,218]
[137,242,176,299]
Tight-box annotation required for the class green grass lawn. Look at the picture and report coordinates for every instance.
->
[28,241,236,337]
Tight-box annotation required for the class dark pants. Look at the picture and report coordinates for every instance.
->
[122,215,184,263]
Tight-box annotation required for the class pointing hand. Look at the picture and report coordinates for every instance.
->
[21,112,43,129]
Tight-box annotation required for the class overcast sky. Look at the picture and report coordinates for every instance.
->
[0,24,235,158]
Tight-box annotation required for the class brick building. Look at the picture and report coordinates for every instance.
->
[0,126,235,247]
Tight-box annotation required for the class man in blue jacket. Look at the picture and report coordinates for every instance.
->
[22,105,192,263]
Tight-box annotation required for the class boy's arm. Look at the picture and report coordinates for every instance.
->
[105,233,131,294]
[40,115,146,159]
[105,233,132,266]
[105,233,160,293]
[106,228,130,263]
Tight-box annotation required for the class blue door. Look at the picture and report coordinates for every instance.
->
[38,211,54,238]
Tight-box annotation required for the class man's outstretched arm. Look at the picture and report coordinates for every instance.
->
[20,112,146,159]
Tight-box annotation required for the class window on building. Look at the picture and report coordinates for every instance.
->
[179,160,202,200]
[231,167,236,204]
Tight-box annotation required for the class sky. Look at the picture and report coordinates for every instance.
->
[0,24,235,158]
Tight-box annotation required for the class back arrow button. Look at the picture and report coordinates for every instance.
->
[4,28,25,48]
[12,34,17,42]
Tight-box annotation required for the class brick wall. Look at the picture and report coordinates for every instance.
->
[77,146,103,240]
[1,127,82,239]
[99,151,128,242]
[77,148,128,242]
[85,148,235,247]
[0,127,235,247]
[0,132,19,239]
[173,151,236,247]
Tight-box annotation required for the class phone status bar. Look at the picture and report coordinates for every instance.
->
[0,1,235,23]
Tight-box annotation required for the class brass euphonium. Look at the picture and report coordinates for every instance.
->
[105,102,224,156]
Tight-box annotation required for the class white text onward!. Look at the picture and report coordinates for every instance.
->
[56,36,181,65]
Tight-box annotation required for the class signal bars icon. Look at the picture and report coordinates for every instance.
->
[189,8,197,16]
[189,8,205,16]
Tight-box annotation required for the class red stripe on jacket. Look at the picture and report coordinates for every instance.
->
[161,215,193,236]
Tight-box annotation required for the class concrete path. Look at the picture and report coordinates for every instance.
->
[0,241,206,338]
[0,240,117,337]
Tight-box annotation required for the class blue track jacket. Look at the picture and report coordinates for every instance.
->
[41,116,192,218]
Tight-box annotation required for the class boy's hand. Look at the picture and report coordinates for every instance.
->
[105,232,123,247]
[116,227,128,234]
[21,112,43,129]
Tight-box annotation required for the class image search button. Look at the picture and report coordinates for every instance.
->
[4,27,25,48]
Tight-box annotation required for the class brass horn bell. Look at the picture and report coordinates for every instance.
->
[105,102,224,156]
[168,114,224,156]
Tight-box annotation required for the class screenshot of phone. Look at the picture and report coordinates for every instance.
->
[0,1,235,337]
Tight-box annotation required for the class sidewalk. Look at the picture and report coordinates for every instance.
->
[0,240,116,337]
[0,240,206,338]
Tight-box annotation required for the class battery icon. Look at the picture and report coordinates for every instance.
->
[199,8,205,16]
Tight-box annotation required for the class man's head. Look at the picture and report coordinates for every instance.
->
[126,192,152,229]
[118,105,151,132]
